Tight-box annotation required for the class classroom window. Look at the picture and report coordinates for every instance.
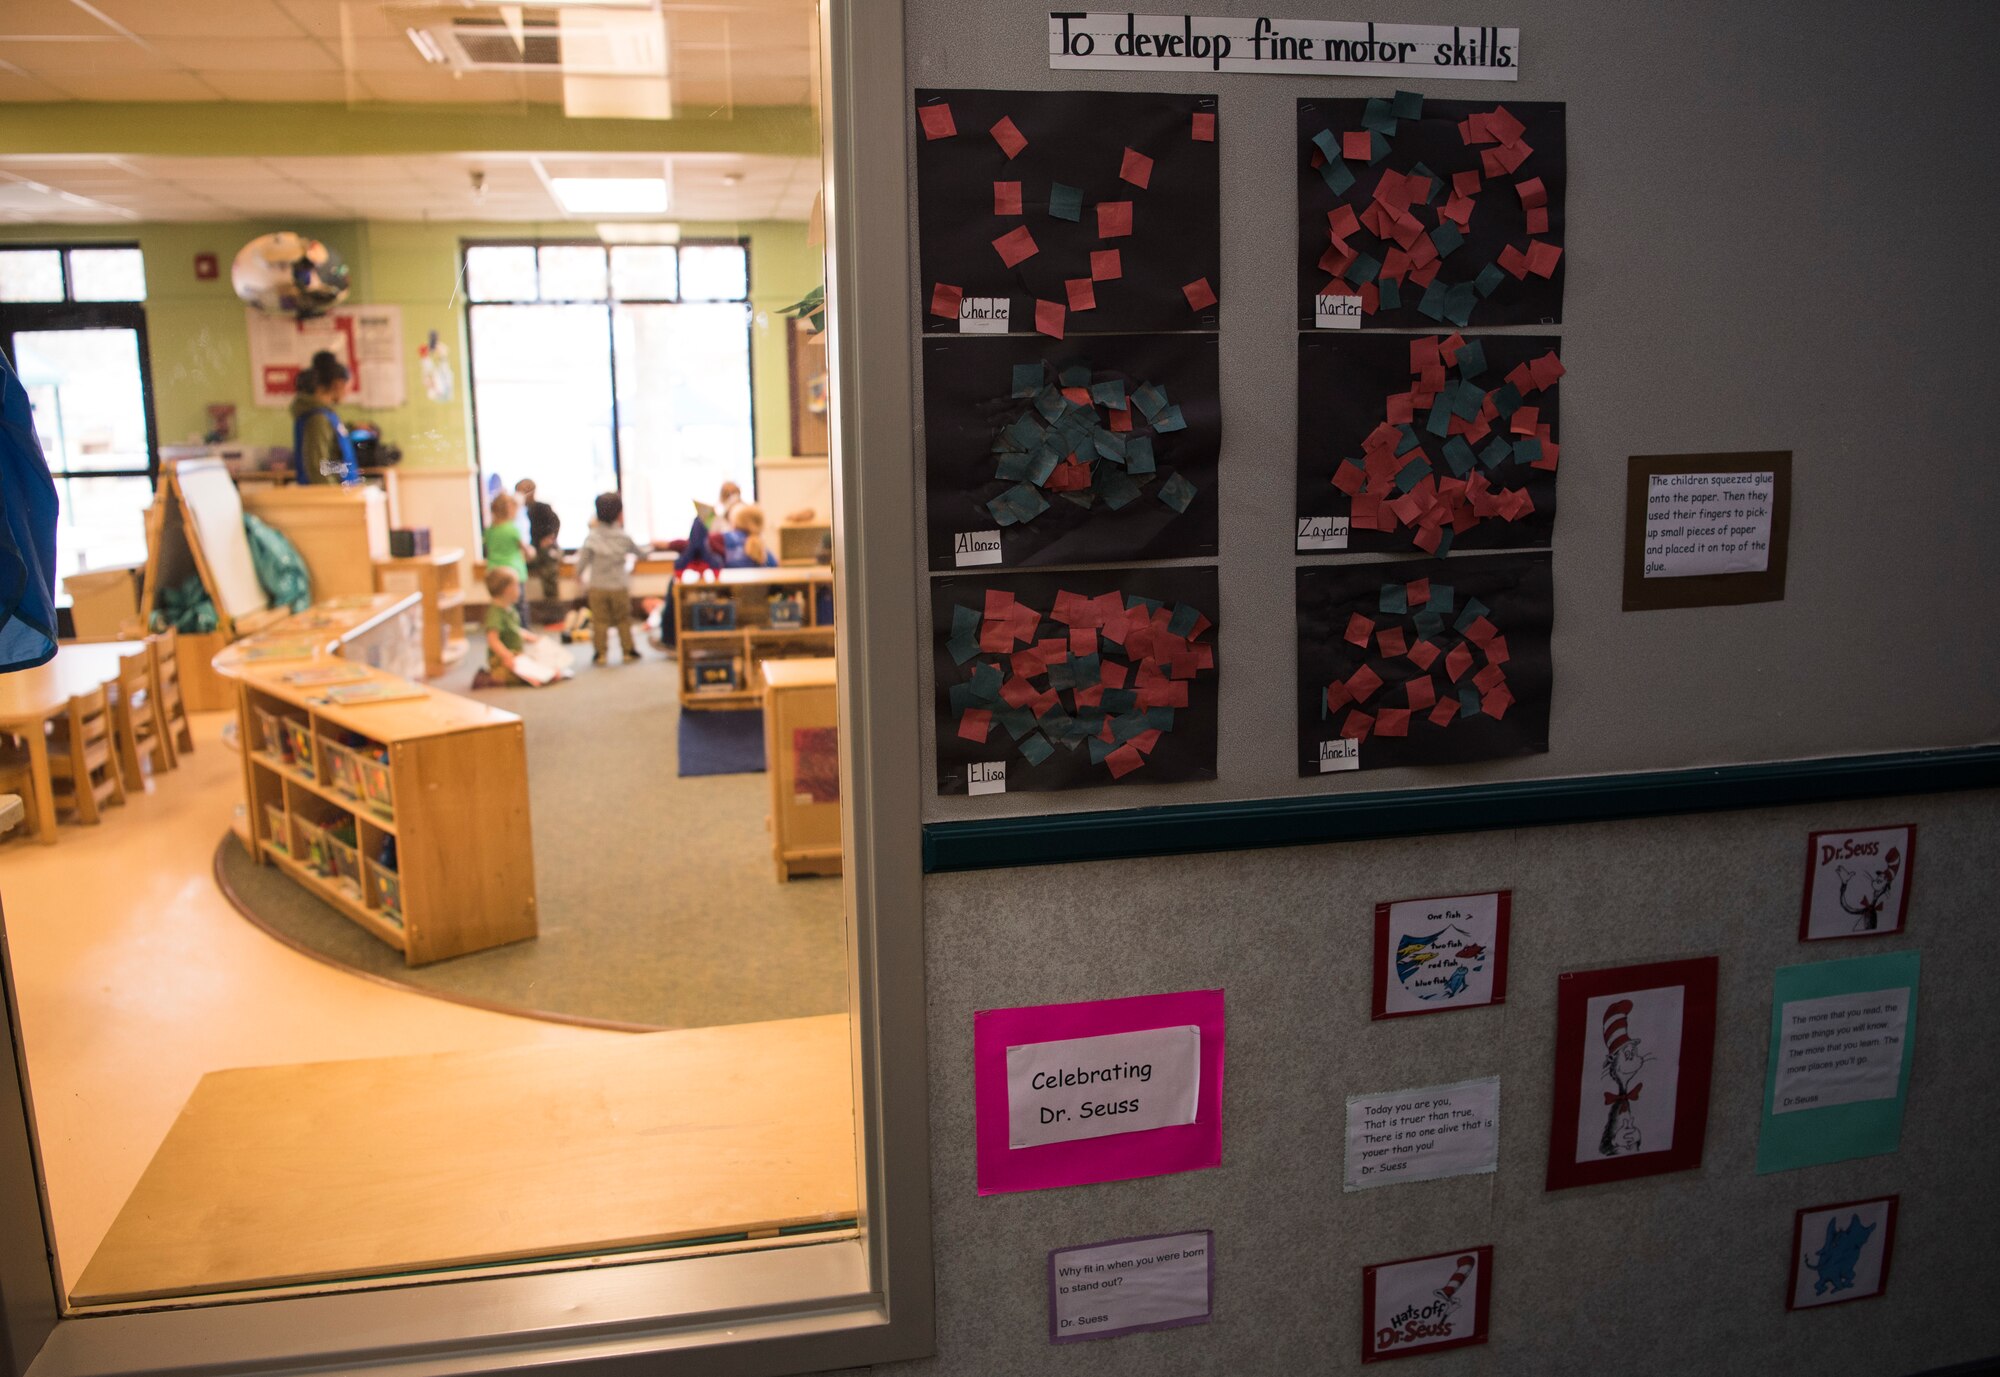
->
[464,240,753,544]
[0,245,146,303]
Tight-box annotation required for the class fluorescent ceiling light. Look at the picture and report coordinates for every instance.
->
[550,176,667,214]
[405,26,448,64]
[595,221,680,243]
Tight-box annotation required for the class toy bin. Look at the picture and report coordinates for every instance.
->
[321,739,366,802]
[358,754,395,820]
[324,831,362,896]
[252,705,285,761]
[369,859,403,925]
[263,804,289,854]
[293,817,331,875]
[277,719,316,778]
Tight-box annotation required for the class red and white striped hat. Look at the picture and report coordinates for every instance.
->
[1435,1255,1477,1302]
[1601,999,1634,1053]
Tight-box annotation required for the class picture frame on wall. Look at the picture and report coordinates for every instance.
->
[1544,957,1718,1191]
[1787,1196,1898,1311]
[1799,825,1915,942]
[1370,890,1511,1020]
[1360,1245,1493,1363]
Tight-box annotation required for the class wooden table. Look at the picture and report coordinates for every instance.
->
[75,1014,856,1304]
[0,642,149,843]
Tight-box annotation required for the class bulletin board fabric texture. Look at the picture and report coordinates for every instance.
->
[842,788,2000,1376]
[908,0,2000,829]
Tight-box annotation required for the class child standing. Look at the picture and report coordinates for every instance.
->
[574,491,651,665]
[484,491,530,619]
[514,478,563,602]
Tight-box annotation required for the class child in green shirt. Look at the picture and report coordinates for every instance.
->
[484,490,530,618]
[479,567,541,686]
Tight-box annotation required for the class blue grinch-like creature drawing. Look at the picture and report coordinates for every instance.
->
[1596,998,1650,1156]
[1804,1214,1877,1295]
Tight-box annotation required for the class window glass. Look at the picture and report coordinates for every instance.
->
[677,244,749,301]
[67,247,147,302]
[609,244,678,300]
[536,244,608,301]
[468,303,615,539]
[0,249,64,302]
[464,245,538,302]
[16,328,150,473]
[51,474,152,581]
[612,302,753,544]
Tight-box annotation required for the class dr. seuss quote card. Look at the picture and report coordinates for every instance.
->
[1757,951,1919,1174]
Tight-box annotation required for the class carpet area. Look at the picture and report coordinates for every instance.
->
[677,709,767,777]
[217,648,846,1031]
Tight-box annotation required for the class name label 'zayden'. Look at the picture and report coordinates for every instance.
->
[960,297,1010,334]
[1007,1024,1201,1148]
[955,529,1003,566]
[1298,515,1351,551]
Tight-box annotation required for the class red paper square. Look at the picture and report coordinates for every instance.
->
[929,282,962,320]
[989,115,1027,159]
[1526,206,1550,236]
[993,181,1021,216]
[1034,299,1065,339]
[1405,577,1431,606]
[1452,170,1482,197]
[1428,697,1460,727]
[1344,613,1374,647]
[1341,708,1374,741]
[1119,146,1154,189]
[1107,406,1132,433]
[1341,130,1371,160]
[1191,111,1215,141]
[957,708,990,742]
[1090,249,1122,281]
[1445,643,1474,681]
[1182,277,1217,311]
[992,224,1039,268]
[918,103,956,140]
[1347,665,1383,702]
[1405,676,1437,710]
[1525,240,1563,278]
[1065,277,1096,312]
[1375,707,1411,737]
[1376,627,1408,657]
[1408,639,1441,671]
[1097,200,1133,238]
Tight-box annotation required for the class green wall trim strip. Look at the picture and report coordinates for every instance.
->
[920,746,2000,873]
[0,102,819,159]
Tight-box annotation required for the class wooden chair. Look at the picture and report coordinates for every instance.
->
[149,629,194,756]
[112,647,173,789]
[0,741,39,841]
[46,683,126,825]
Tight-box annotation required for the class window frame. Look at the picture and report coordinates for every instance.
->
[0,244,147,306]
[0,1,933,1372]
[461,237,758,544]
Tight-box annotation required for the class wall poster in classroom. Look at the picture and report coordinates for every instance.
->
[934,565,1218,795]
[1799,825,1915,941]
[915,88,1220,337]
[1048,1231,1213,1344]
[1343,1076,1500,1192]
[1361,1245,1493,1363]
[1372,890,1510,1019]
[1757,951,1919,1174]
[1788,1196,1898,1312]
[1295,553,1551,776]
[1297,95,1564,330]
[1545,957,1718,1191]
[974,988,1225,1194]
[1296,332,1563,554]
[245,303,405,408]
[922,332,1218,570]
[1622,451,1792,611]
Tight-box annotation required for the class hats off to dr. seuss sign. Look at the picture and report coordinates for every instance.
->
[1601,999,1634,1053]
[1434,1254,1477,1304]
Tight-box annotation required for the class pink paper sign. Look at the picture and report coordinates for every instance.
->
[975,989,1226,1194]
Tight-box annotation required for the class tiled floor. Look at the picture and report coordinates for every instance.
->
[0,712,620,1299]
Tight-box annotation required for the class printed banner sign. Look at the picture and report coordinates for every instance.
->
[1049,14,1521,80]
[1049,1231,1213,1343]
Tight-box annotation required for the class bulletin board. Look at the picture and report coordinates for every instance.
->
[879,0,2000,1374]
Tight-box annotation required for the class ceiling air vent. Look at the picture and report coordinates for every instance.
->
[432,17,562,70]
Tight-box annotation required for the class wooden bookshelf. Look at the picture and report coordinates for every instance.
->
[761,658,842,882]
[227,654,535,965]
[673,567,835,712]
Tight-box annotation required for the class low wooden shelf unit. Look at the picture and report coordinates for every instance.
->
[673,567,835,712]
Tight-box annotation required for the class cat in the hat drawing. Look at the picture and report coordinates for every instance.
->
[1836,847,1902,933]
[1432,1255,1477,1316]
[1597,999,1650,1156]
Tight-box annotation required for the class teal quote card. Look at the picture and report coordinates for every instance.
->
[1757,951,1919,1173]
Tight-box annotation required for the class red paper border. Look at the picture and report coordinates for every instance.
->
[1543,956,1718,1191]
[1370,890,1512,1020]
[1360,1243,1493,1363]
[1786,1195,1898,1311]
[974,989,1226,1195]
[1797,824,1916,943]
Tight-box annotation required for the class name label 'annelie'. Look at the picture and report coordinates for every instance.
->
[1049,14,1520,79]
[1319,737,1360,772]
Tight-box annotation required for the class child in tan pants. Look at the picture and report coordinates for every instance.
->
[573,492,655,664]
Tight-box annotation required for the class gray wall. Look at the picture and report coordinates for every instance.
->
[914,0,2000,824]
[839,0,2000,1373]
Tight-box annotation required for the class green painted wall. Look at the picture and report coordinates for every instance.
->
[0,218,821,468]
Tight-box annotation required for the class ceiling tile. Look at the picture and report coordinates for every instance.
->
[195,69,354,100]
[0,36,167,70]
[147,37,339,71]
[0,0,120,39]
[328,36,428,72]
[85,0,307,39]
[0,71,69,99]
[40,71,222,99]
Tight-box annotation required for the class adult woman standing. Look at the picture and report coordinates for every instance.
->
[288,350,358,485]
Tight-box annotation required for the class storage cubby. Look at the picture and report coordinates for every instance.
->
[672,567,836,711]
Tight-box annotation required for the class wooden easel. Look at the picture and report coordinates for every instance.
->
[140,459,287,709]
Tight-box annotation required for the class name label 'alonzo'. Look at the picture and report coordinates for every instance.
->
[954,529,1003,566]
[1298,514,1351,551]
[959,297,1009,333]
[1316,293,1363,329]
[968,760,1007,795]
